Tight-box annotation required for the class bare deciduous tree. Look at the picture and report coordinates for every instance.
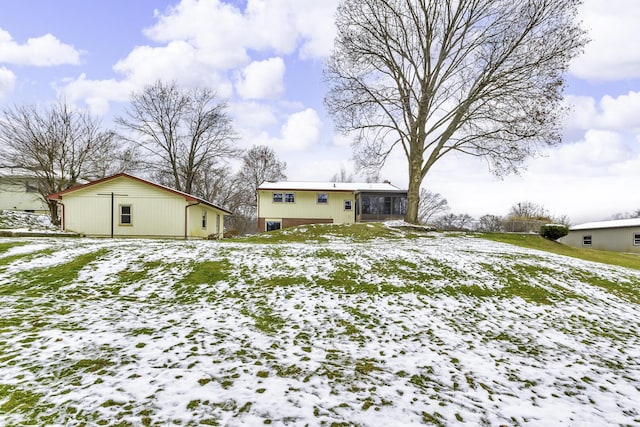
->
[237,145,287,197]
[434,213,474,231]
[331,166,355,183]
[608,210,640,221]
[418,189,449,224]
[233,145,287,234]
[507,201,550,221]
[504,201,552,232]
[476,214,504,232]
[116,80,239,196]
[325,0,587,223]
[0,102,127,224]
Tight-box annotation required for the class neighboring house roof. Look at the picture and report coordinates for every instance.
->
[46,173,232,214]
[258,181,406,193]
[570,218,640,231]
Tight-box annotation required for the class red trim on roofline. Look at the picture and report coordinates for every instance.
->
[46,173,232,215]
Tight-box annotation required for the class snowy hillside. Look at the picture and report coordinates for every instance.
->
[0,224,639,426]
[0,210,58,232]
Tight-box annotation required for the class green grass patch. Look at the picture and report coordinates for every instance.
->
[181,259,232,285]
[0,248,56,272]
[0,384,57,425]
[173,259,232,303]
[570,269,640,304]
[0,241,28,254]
[234,223,406,244]
[242,306,288,335]
[479,233,640,271]
[3,249,108,297]
[117,260,163,284]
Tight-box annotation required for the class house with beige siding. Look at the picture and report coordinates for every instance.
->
[559,218,640,254]
[0,173,48,213]
[257,181,408,231]
[47,173,230,239]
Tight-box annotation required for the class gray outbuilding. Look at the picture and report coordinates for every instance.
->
[559,218,640,254]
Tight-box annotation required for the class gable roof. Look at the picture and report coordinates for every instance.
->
[570,218,640,231]
[46,173,232,214]
[258,181,406,193]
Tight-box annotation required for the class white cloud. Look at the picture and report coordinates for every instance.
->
[598,92,640,131]
[145,0,250,69]
[60,74,134,115]
[544,130,632,171]
[146,0,337,62]
[112,41,233,95]
[255,108,322,151]
[236,57,285,100]
[243,0,339,59]
[280,108,322,149]
[0,67,16,98]
[332,133,354,147]
[58,0,336,116]
[565,91,640,132]
[0,28,81,66]
[230,101,279,132]
[570,0,640,80]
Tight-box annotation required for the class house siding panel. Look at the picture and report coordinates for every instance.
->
[62,177,187,237]
[560,227,640,253]
[187,205,225,239]
[257,190,355,227]
[0,177,48,213]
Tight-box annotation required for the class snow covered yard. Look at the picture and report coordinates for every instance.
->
[0,225,639,426]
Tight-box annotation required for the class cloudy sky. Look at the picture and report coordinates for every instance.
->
[0,0,638,223]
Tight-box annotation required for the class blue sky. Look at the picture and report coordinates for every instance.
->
[1,0,639,223]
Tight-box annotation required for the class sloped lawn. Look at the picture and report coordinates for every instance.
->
[0,224,639,426]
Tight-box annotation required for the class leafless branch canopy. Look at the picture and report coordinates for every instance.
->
[0,101,124,223]
[325,0,587,222]
[116,80,239,197]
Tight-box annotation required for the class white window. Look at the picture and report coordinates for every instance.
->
[634,233,640,246]
[317,193,328,204]
[284,193,295,203]
[201,209,207,229]
[273,193,283,203]
[344,200,352,211]
[120,205,132,225]
[582,235,592,246]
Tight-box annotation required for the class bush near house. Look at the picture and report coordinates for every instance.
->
[540,223,569,241]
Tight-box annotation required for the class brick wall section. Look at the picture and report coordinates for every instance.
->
[257,217,333,231]
[283,218,333,228]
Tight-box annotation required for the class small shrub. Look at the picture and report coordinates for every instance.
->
[540,224,569,241]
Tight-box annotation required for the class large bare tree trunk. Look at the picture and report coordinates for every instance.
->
[47,199,60,226]
[405,158,422,224]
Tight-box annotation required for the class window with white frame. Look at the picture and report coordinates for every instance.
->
[582,235,592,246]
[273,193,283,203]
[317,193,328,204]
[284,193,295,203]
[201,209,207,229]
[344,200,352,211]
[120,205,132,225]
[634,233,640,246]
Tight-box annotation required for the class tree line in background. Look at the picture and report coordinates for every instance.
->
[0,81,286,234]
[419,194,572,233]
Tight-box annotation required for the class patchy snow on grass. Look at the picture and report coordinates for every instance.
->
[0,230,639,426]
[0,210,58,231]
